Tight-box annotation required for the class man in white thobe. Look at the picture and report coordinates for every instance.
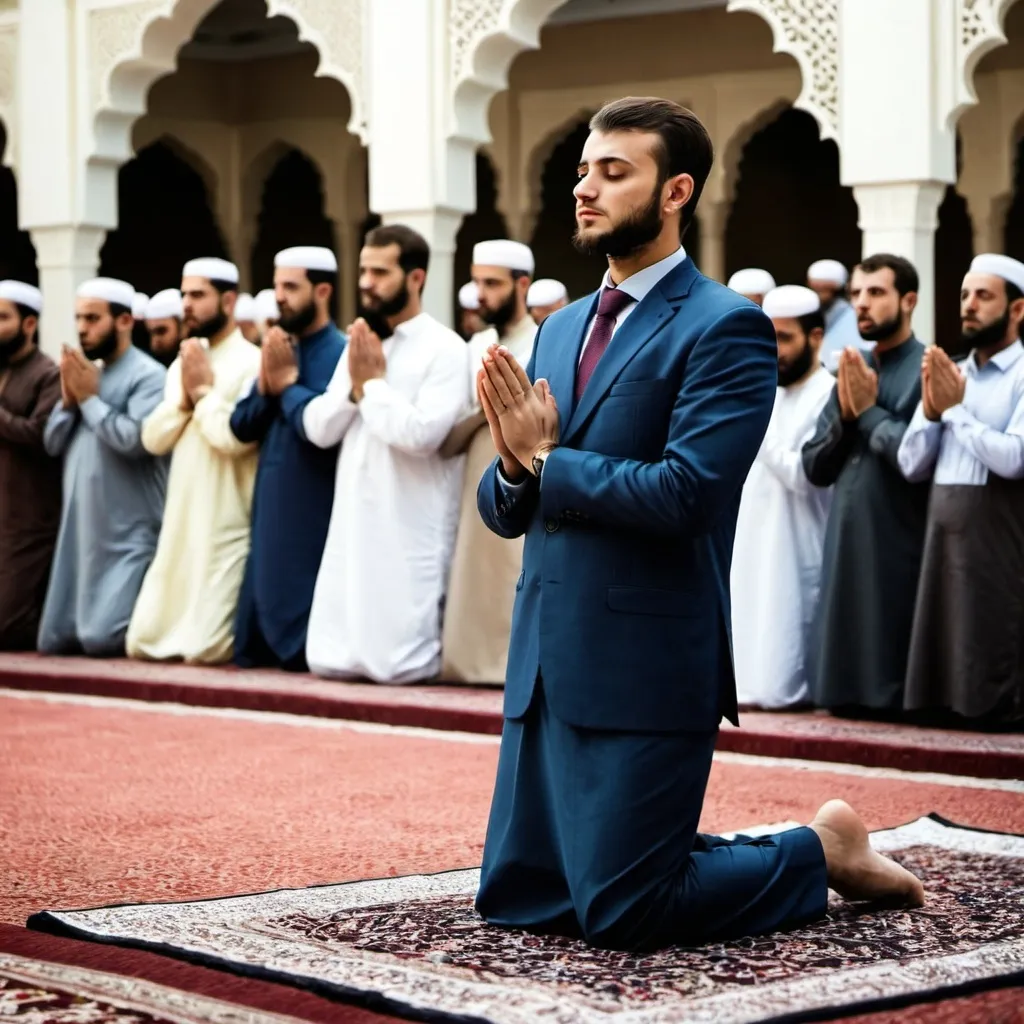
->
[293,224,468,683]
[731,285,836,709]
[727,268,776,307]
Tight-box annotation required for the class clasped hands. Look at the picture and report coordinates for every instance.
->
[478,344,559,480]
[179,339,215,411]
[836,347,878,422]
[59,345,100,408]
[921,345,965,421]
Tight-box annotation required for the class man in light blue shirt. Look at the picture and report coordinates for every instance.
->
[898,252,1024,726]
[808,259,867,373]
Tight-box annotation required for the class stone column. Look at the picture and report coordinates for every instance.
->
[838,0,958,345]
[694,198,729,284]
[853,182,946,345]
[30,226,106,359]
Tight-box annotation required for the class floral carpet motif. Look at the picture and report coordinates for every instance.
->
[29,817,1024,1024]
[0,953,302,1023]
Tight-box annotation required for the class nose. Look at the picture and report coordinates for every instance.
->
[573,174,597,203]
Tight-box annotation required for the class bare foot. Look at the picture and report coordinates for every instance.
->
[809,799,925,907]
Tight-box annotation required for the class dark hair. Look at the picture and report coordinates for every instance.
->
[590,97,714,237]
[306,269,338,293]
[856,254,919,297]
[797,310,826,336]
[364,225,430,276]
[209,278,238,296]
[14,302,37,322]
[1005,281,1023,304]
[108,302,132,319]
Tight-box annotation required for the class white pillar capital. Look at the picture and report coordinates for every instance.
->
[31,225,106,360]
[853,181,946,345]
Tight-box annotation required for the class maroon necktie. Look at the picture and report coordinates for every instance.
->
[575,287,633,401]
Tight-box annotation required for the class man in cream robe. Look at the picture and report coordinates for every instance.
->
[127,257,261,664]
[294,225,467,683]
[731,286,836,709]
[440,240,537,684]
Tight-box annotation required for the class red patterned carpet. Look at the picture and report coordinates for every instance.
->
[2,652,1023,777]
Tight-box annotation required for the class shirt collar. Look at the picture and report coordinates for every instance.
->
[391,312,428,338]
[969,339,1024,374]
[600,246,687,304]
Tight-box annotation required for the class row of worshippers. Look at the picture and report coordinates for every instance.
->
[129,286,281,367]
[457,275,567,339]
[729,251,1024,729]
[0,230,549,687]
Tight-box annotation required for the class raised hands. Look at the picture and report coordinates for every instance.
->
[179,339,215,410]
[477,343,559,478]
[259,327,299,396]
[59,345,100,407]
[922,346,965,421]
[346,318,386,401]
[837,348,878,421]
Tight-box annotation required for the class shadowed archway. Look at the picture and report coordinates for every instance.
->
[935,138,975,356]
[0,125,38,285]
[453,154,510,319]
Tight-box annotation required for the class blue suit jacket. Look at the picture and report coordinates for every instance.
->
[476,257,777,734]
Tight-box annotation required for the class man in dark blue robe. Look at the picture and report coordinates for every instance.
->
[230,247,345,671]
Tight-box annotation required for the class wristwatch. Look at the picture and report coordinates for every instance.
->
[531,447,554,479]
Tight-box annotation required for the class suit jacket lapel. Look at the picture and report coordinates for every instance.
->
[563,258,699,443]
[546,291,597,427]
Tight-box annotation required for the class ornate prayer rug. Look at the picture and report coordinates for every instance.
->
[0,951,305,1023]
[29,816,1024,1024]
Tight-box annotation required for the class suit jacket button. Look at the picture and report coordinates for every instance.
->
[544,518,559,533]
[497,503,507,516]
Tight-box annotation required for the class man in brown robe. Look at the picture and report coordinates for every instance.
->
[0,280,62,649]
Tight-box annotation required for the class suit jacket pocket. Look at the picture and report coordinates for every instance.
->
[606,585,694,617]
[608,378,666,398]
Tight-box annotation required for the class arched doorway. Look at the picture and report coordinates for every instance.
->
[99,139,228,294]
[250,148,338,319]
[935,138,974,355]
[453,153,510,318]
[529,120,606,301]
[0,125,38,285]
[725,107,860,286]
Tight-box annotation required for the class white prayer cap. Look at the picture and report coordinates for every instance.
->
[762,285,821,320]
[527,278,568,307]
[145,288,183,321]
[968,253,1024,294]
[234,293,258,322]
[132,292,149,319]
[182,257,239,284]
[472,239,535,275]
[255,288,279,322]
[0,280,42,314]
[273,246,338,273]
[76,277,136,310]
[807,259,849,286]
[727,268,776,297]
[458,282,479,310]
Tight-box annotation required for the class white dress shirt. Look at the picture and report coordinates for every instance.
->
[500,247,687,493]
[897,340,1024,485]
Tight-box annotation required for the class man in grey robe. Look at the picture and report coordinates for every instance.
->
[38,278,168,656]
[802,254,929,715]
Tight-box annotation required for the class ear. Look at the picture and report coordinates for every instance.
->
[314,281,334,305]
[408,268,427,295]
[22,313,38,338]
[115,312,135,331]
[902,291,919,315]
[1010,297,1024,326]
[808,326,825,352]
[664,172,694,215]
[222,291,238,317]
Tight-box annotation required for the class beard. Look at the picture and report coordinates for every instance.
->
[480,287,518,334]
[573,185,664,260]
[777,340,814,387]
[859,311,903,343]
[962,307,1011,353]
[358,280,409,341]
[188,309,228,340]
[0,328,26,368]
[278,298,317,336]
[82,325,119,362]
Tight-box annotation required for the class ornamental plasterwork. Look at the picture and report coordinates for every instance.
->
[957,0,1016,114]
[88,0,172,114]
[0,23,16,114]
[726,0,838,141]
[267,0,367,141]
[450,0,507,87]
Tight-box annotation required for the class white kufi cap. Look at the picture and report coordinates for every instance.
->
[274,246,337,273]
[132,293,149,319]
[182,257,239,284]
[234,293,258,321]
[807,259,848,286]
[255,288,279,322]
[763,285,822,320]
[458,282,479,310]
[472,239,535,275]
[527,279,568,307]
[76,277,136,309]
[145,288,183,320]
[0,280,42,314]
[727,268,776,296]
[969,253,1024,295]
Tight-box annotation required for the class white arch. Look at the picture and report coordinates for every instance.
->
[951,0,1022,130]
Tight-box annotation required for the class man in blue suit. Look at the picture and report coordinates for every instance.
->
[472,97,925,952]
